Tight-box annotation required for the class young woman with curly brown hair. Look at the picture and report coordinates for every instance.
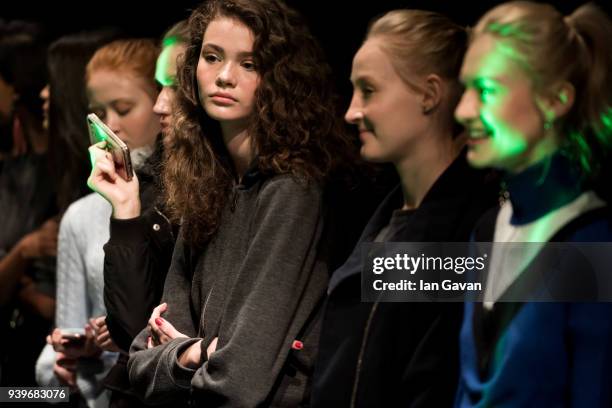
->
[123,0,360,406]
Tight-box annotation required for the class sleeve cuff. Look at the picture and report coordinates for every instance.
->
[108,216,147,246]
[168,338,203,389]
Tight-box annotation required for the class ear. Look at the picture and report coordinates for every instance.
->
[421,74,443,114]
[535,81,575,122]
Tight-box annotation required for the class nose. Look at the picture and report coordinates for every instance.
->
[153,87,172,116]
[454,89,479,126]
[344,92,363,125]
[216,62,237,88]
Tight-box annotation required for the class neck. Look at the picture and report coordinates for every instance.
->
[507,132,559,175]
[221,121,252,179]
[395,130,461,210]
[505,151,583,225]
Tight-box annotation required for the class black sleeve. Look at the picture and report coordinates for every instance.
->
[103,207,175,351]
[127,232,201,404]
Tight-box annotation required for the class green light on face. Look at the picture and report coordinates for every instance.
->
[468,37,546,170]
[481,109,527,156]
[155,44,177,87]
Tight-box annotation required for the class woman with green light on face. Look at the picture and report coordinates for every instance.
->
[86,21,188,408]
[455,2,612,406]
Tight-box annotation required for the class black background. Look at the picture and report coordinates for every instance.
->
[2,0,609,104]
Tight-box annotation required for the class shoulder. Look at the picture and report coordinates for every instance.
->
[550,192,612,242]
[564,207,612,242]
[257,174,323,205]
[62,193,112,231]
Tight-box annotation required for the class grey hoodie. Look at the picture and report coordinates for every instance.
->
[128,173,329,407]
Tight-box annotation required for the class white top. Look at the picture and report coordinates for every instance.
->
[484,191,605,308]
[35,193,118,407]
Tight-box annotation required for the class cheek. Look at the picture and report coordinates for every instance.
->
[491,94,542,137]
[196,62,217,87]
[378,99,422,143]
[126,107,158,136]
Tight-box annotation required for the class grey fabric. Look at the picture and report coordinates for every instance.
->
[128,174,329,407]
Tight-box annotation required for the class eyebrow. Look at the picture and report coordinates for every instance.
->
[88,99,134,109]
[461,75,501,87]
[202,43,254,58]
[350,75,376,86]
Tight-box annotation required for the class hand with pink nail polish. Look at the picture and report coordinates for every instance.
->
[147,303,188,348]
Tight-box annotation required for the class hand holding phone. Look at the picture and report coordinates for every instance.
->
[87,113,133,181]
[47,327,100,359]
[60,328,86,346]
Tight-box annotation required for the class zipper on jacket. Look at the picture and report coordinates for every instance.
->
[154,206,174,240]
[350,301,379,408]
[200,284,215,337]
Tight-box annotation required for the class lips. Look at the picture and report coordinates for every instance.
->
[467,123,494,139]
[465,125,493,147]
[358,126,374,135]
[210,92,237,104]
[358,129,374,143]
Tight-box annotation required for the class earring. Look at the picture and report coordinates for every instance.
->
[543,110,555,131]
[543,119,553,131]
[422,105,432,115]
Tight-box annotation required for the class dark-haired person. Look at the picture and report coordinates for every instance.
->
[32,29,121,407]
[44,29,122,215]
[0,20,57,387]
[37,38,160,408]
[454,2,612,406]
[110,0,359,405]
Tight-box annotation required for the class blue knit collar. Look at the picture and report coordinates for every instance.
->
[505,153,582,225]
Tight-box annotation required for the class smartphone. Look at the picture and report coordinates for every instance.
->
[60,328,86,346]
[87,113,134,181]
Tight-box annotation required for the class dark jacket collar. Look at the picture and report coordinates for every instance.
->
[329,150,493,292]
[505,153,582,225]
[136,134,164,181]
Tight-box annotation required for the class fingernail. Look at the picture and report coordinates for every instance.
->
[155,318,163,326]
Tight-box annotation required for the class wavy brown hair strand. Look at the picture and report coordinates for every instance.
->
[163,0,358,247]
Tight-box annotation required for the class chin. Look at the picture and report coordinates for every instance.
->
[360,146,387,163]
[205,104,243,121]
[466,146,495,169]
[466,156,488,169]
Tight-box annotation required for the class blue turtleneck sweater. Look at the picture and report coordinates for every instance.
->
[456,154,612,408]
[505,153,583,225]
